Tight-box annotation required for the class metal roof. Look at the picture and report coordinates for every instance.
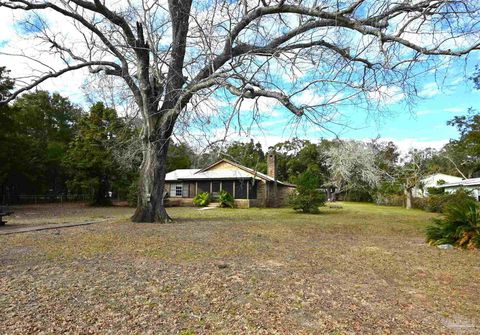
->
[165,169,200,182]
[185,169,253,180]
[438,177,480,188]
[165,159,296,187]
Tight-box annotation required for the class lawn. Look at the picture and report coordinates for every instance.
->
[1,203,479,334]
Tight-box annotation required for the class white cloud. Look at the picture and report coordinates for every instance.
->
[419,82,441,98]
[368,86,405,105]
[379,137,448,155]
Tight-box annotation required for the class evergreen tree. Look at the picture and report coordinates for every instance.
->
[223,140,266,173]
[167,142,194,172]
[64,102,124,206]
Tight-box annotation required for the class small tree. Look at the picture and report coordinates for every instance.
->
[289,170,325,214]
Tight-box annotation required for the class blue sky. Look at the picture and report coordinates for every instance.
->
[220,57,480,152]
[1,3,479,153]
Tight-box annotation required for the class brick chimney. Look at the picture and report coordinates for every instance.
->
[267,151,277,180]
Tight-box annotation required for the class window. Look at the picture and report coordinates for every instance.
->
[175,184,182,197]
[170,183,183,197]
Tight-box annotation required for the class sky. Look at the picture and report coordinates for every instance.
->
[1,2,479,154]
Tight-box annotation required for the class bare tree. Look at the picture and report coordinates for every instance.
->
[397,149,432,209]
[1,0,480,222]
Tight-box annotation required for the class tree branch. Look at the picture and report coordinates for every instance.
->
[0,61,120,104]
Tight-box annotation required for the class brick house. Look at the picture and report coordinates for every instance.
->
[165,153,296,208]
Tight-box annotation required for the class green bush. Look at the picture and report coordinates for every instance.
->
[374,181,404,207]
[426,199,480,249]
[193,192,211,207]
[344,188,373,202]
[427,187,444,195]
[218,190,234,208]
[424,189,476,213]
[412,197,428,210]
[375,194,405,207]
[289,170,326,214]
[127,179,138,206]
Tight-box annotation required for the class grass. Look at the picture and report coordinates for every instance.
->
[1,202,479,334]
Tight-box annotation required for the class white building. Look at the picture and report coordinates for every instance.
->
[437,178,480,201]
[413,173,463,197]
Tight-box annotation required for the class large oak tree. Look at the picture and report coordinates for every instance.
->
[1,0,480,222]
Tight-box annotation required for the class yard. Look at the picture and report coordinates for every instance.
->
[1,203,479,334]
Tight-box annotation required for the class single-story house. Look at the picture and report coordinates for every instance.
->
[436,177,480,201]
[413,173,464,197]
[165,154,296,208]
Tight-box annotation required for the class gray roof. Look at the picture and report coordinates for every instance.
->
[438,177,480,188]
[165,169,200,182]
[165,159,296,187]
[187,169,253,180]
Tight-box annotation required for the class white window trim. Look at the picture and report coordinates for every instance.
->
[170,183,183,197]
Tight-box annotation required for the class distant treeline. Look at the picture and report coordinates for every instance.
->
[1,65,479,205]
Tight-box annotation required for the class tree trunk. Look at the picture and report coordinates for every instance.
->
[405,187,413,209]
[131,134,172,223]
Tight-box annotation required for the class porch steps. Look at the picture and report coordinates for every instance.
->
[207,202,220,208]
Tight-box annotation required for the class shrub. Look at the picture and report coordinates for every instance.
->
[344,188,373,202]
[193,192,211,207]
[375,194,405,207]
[412,197,428,210]
[425,189,476,213]
[127,179,138,206]
[427,187,444,195]
[218,190,234,208]
[289,170,326,214]
[374,181,404,207]
[426,199,480,249]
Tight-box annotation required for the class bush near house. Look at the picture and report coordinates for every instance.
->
[218,190,234,208]
[426,198,480,249]
[426,187,445,195]
[193,192,211,207]
[289,170,326,214]
[416,189,476,213]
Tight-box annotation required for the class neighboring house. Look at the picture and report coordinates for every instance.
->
[436,178,480,201]
[165,153,296,208]
[412,173,464,197]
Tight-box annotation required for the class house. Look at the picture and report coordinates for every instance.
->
[412,173,464,197]
[436,177,480,201]
[165,153,296,208]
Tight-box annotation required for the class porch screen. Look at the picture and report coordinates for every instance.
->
[197,181,210,194]
[248,181,258,199]
[235,180,248,199]
[211,181,221,193]
[222,181,234,196]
